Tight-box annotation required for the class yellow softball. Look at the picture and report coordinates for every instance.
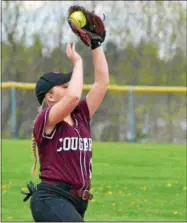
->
[70,11,87,28]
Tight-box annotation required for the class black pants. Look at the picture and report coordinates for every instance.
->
[30,183,88,222]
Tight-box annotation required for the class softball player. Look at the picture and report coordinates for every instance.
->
[22,41,109,222]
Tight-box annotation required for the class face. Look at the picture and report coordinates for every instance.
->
[45,82,69,104]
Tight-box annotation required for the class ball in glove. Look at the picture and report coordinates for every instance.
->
[68,5,106,50]
[69,11,87,28]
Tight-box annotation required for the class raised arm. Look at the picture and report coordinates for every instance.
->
[46,43,83,129]
[86,46,109,119]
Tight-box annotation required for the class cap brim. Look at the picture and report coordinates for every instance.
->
[55,72,72,85]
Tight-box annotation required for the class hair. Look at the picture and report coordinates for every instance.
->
[31,98,48,176]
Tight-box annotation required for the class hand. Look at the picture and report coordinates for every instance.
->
[66,42,82,65]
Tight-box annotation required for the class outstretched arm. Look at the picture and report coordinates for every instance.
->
[86,46,109,119]
[46,43,83,131]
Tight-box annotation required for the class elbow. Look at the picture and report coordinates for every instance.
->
[103,80,109,88]
[102,78,110,92]
[101,70,110,86]
[95,79,109,92]
[102,76,110,86]
[68,94,81,106]
[106,77,110,86]
[95,78,110,87]
[95,73,110,86]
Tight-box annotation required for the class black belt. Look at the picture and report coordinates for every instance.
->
[42,179,93,201]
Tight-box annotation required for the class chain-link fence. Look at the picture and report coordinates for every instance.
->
[2,87,186,144]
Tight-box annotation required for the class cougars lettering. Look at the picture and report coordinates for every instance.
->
[57,137,92,152]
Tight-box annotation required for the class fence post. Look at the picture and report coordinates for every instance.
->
[128,89,135,142]
[11,87,17,139]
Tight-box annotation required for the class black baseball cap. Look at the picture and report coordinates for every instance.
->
[35,71,72,105]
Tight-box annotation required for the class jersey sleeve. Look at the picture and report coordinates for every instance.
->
[33,106,56,144]
[76,99,91,126]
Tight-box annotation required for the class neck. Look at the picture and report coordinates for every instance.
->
[64,114,72,121]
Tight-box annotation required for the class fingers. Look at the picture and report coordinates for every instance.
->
[72,42,75,51]
[66,42,76,56]
[66,42,73,50]
[66,43,70,55]
[66,42,81,65]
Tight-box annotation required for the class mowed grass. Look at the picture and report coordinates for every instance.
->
[1,139,187,222]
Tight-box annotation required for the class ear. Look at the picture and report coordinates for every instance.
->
[45,92,55,103]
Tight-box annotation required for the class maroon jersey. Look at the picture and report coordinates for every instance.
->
[33,100,92,190]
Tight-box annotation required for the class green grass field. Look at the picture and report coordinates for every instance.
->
[2,140,187,222]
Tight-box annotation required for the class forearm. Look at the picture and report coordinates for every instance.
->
[67,59,83,98]
[91,47,109,85]
[47,59,83,126]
